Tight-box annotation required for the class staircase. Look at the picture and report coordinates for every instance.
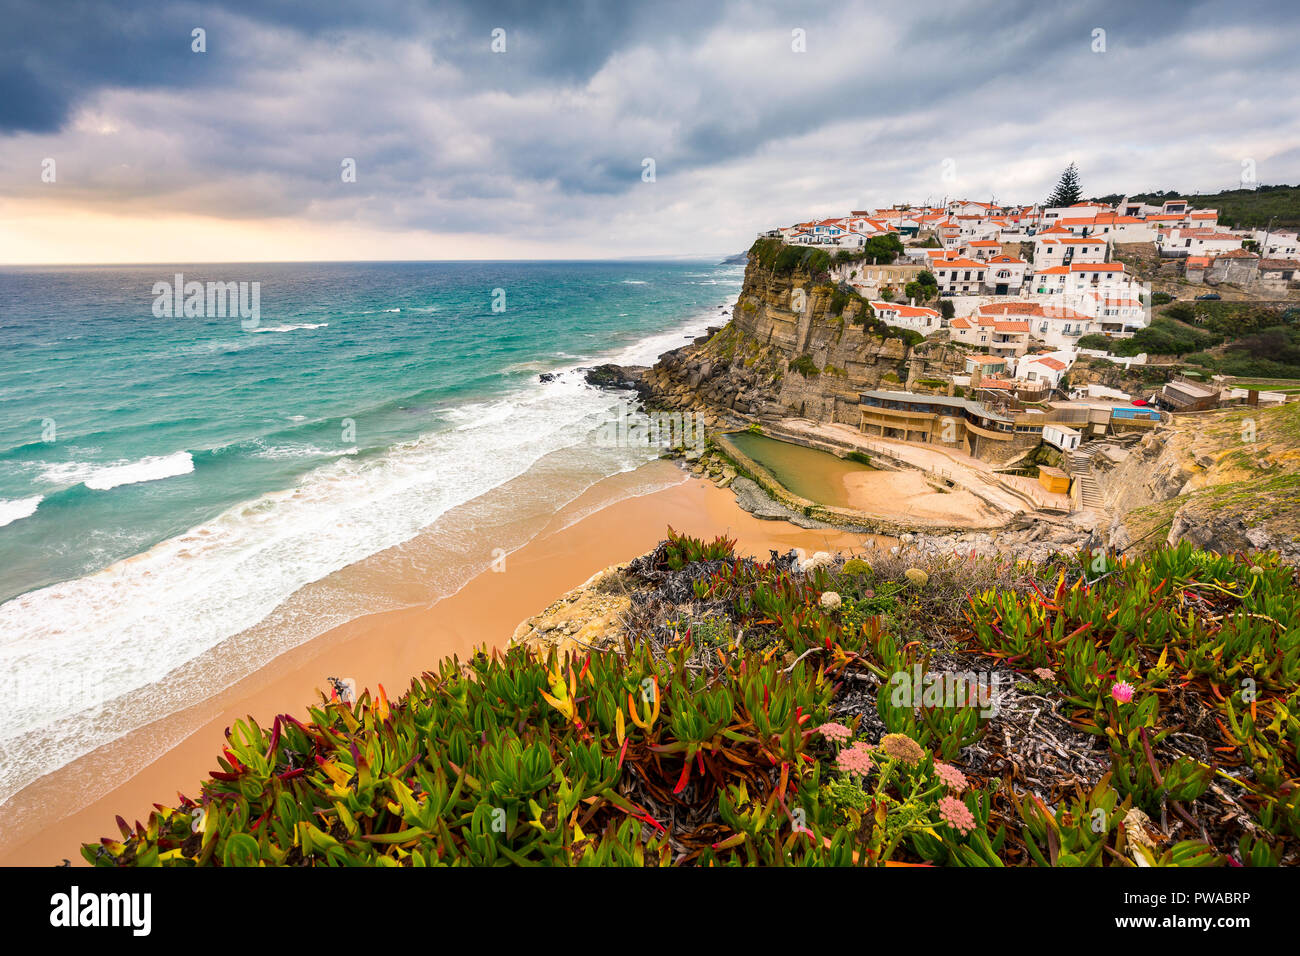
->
[1067,445,1107,512]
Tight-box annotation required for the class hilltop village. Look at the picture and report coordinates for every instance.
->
[617,185,1300,559]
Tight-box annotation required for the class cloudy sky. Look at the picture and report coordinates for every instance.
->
[1,0,1297,263]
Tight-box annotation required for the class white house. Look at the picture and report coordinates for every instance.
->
[931,257,988,293]
[1016,352,1073,389]
[1086,213,1157,242]
[1032,262,1128,297]
[1043,423,1082,452]
[870,301,942,335]
[948,314,1032,357]
[1033,234,1109,269]
[977,302,1096,350]
[1086,293,1147,334]
[964,239,1004,260]
[1251,230,1299,259]
[1158,228,1243,258]
[982,255,1028,294]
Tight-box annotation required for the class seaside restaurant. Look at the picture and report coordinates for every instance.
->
[857,389,1016,459]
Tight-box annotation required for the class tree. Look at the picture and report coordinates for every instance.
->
[939,299,955,319]
[1046,163,1082,207]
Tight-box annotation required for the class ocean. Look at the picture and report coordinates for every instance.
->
[0,259,743,805]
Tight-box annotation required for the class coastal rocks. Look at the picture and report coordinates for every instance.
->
[510,565,633,657]
[728,477,843,530]
[634,255,981,435]
[889,519,1095,566]
[582,364,650,397]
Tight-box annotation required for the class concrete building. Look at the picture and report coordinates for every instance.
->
[1160,378,1221,411]
[1042,423,1082,452]
[1206,250,1260,285]
[858,389,1031,462]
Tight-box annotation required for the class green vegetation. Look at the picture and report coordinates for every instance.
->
[789,354,820,378]
[1077,317,1214,356]
[749,237,832,277]
[833,233,904,266]
[1045,162,1083,207]
[1080,305,1300,375]
[887,326,925,347]
[904,270,938,305]
[85,537,1300,866]
[1089,184,1300,230]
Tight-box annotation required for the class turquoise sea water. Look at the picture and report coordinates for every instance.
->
[0,259,742,802]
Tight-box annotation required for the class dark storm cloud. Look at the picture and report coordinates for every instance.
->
[1,0,1297,253]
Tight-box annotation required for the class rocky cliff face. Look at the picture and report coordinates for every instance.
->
[641,256,963,424]
[1099,402,1300,561]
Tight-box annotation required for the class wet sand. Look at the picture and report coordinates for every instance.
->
[0,460,878,866]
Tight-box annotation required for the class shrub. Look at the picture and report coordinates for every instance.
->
[888,327,925,348]
[840,557,873,577]
[790,354,820,377]
[83,539,1300,868]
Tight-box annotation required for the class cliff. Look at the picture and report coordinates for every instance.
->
[1100,401,1300,560]
[641,252,965,425]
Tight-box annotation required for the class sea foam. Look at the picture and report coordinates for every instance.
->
[0,496,42,528]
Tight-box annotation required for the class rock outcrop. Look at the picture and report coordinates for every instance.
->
[635,255,967,424]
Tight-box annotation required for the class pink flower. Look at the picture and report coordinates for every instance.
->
[1032,667,1056,681]
[934,762,968,793]
[1111,681,1135,704]
[836,742,875,777]
[817,722,852,743]
[938,795,976,836]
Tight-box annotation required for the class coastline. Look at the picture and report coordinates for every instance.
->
[0,459,877,867]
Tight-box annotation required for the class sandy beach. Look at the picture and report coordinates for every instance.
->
[842,470,1005,524]
[0,460,880,866]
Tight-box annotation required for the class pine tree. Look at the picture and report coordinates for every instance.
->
[1046,163,1082,207]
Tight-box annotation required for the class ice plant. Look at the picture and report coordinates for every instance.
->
[817,721,852,744]
[879,733,925,767]
[1111,681,1135,704]
[836,742,875,777]
[938,796,976,836]
[934,762,968,793]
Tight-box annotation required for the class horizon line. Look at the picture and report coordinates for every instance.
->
[0,253,743,268]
